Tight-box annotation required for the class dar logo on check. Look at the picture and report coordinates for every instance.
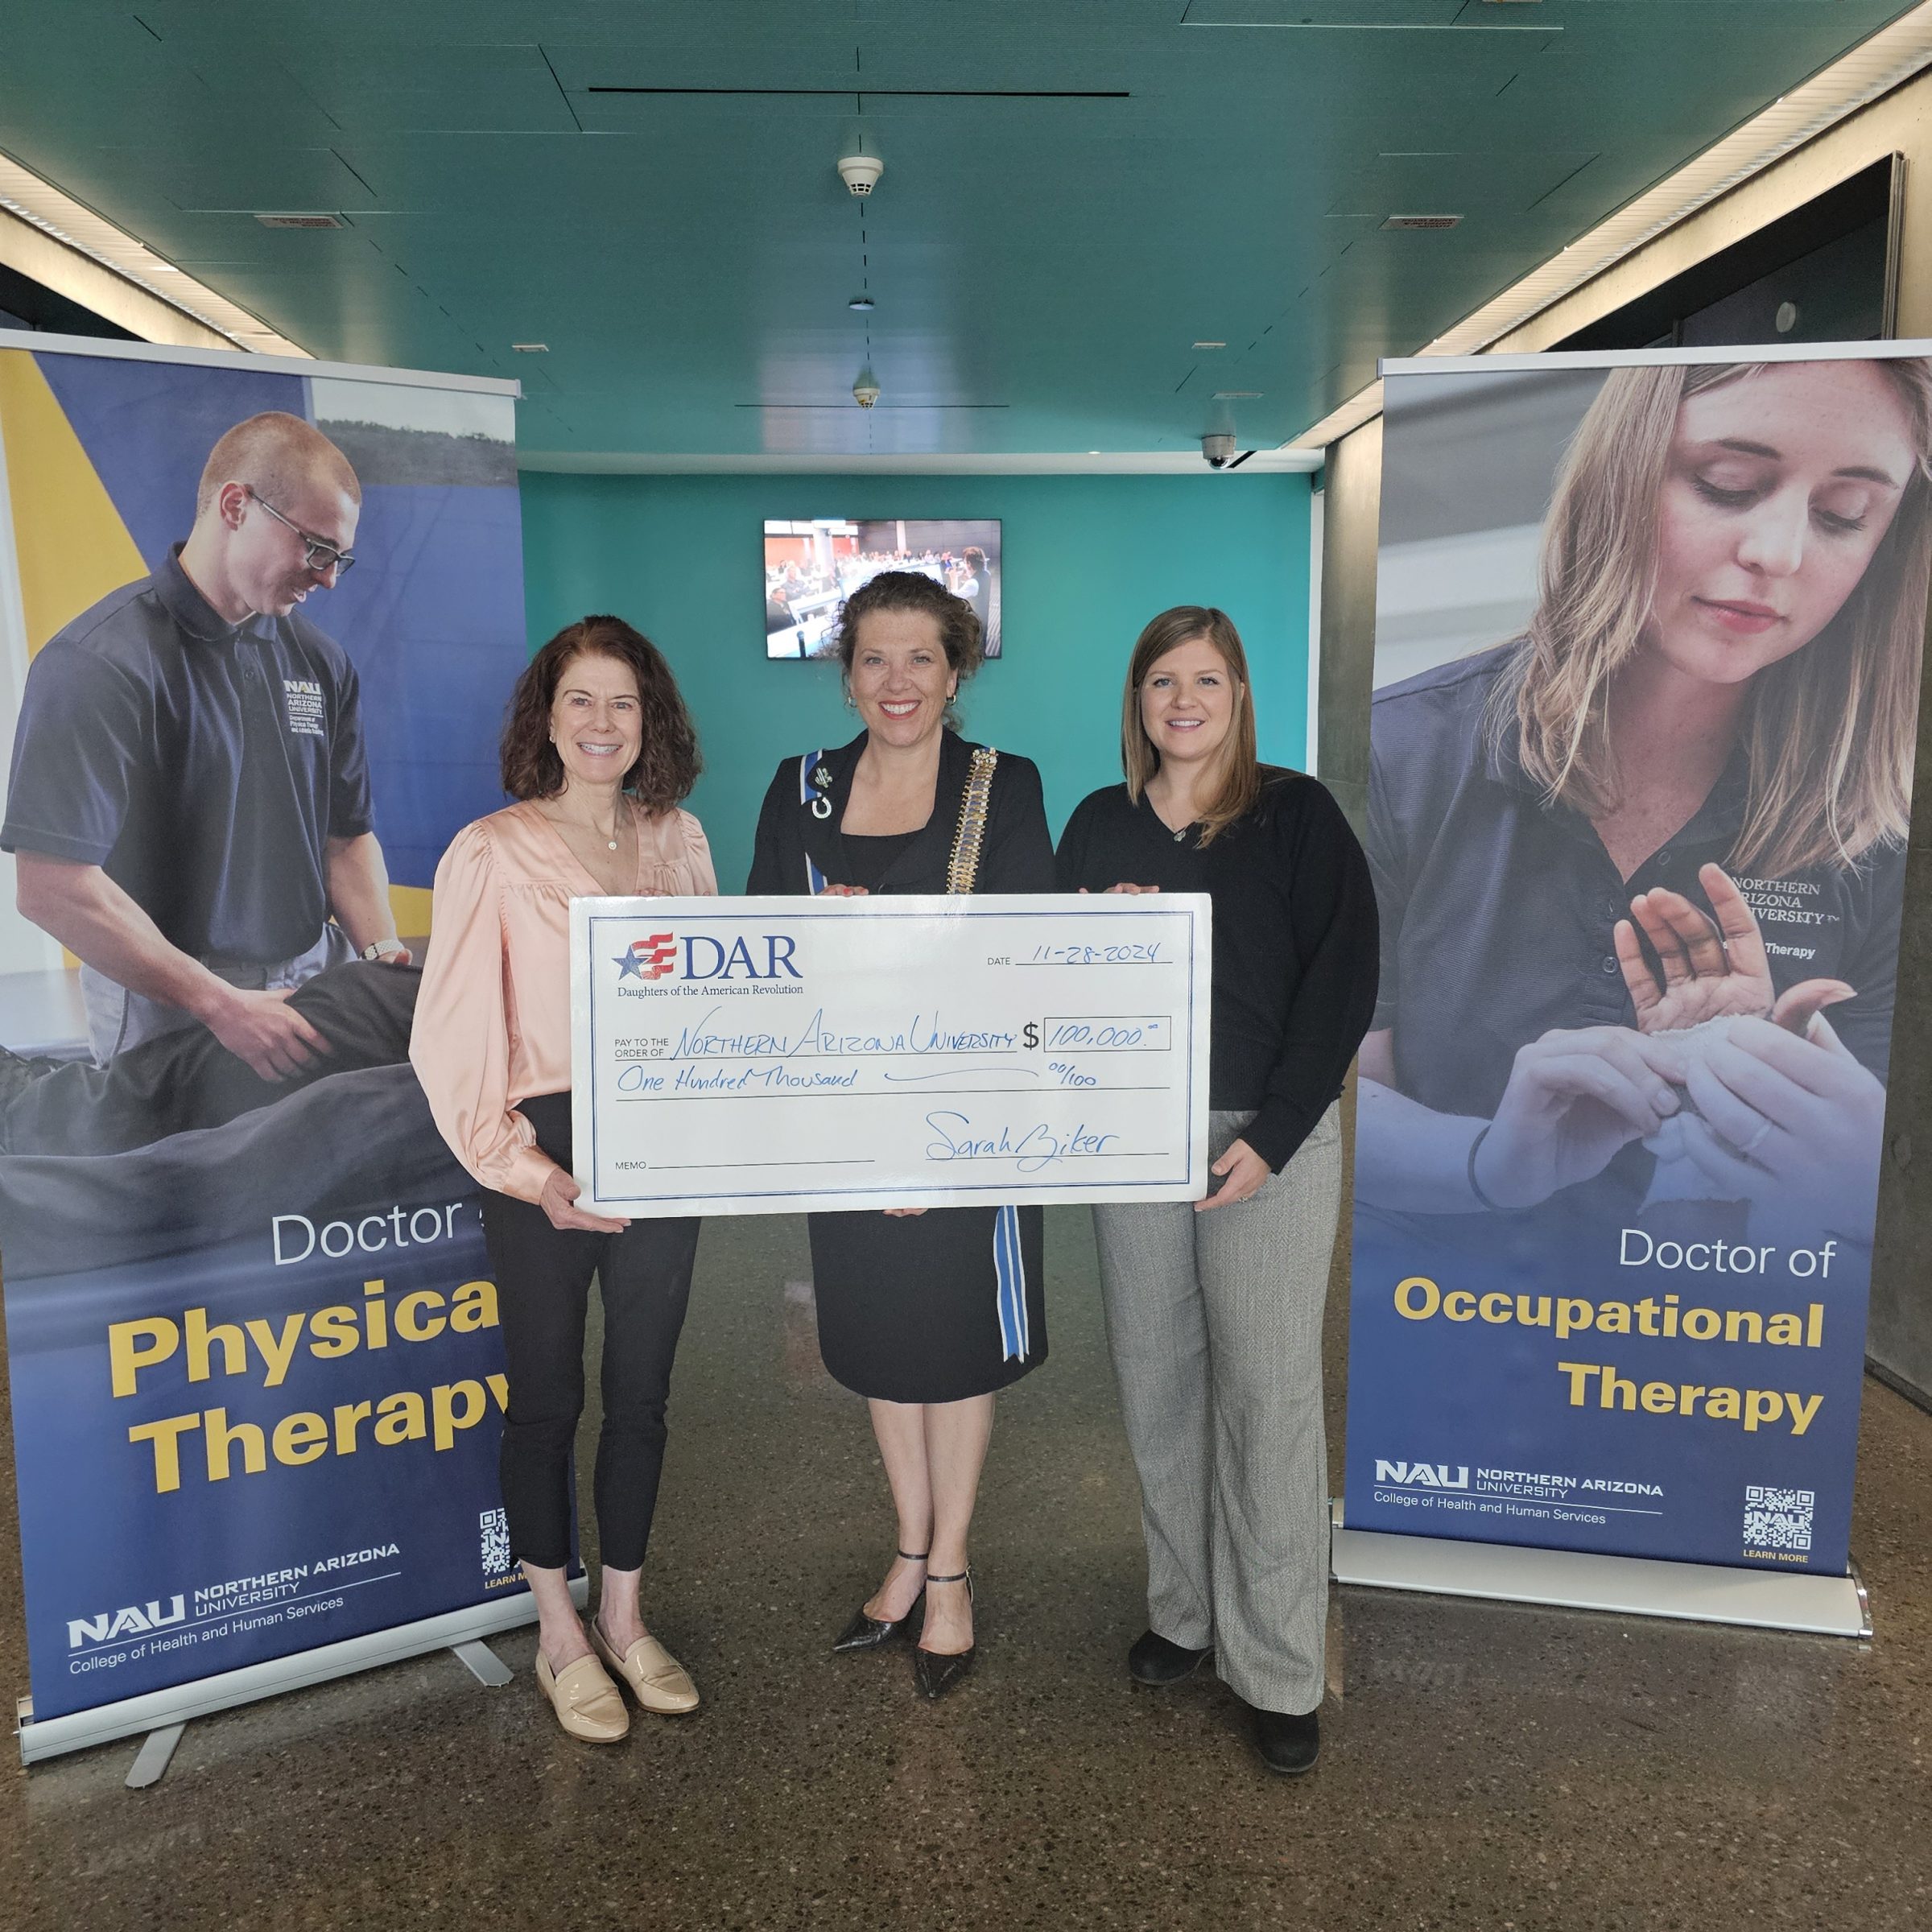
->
[614,933,677,980]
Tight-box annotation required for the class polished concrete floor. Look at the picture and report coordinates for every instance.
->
[2,1202,1930,1932]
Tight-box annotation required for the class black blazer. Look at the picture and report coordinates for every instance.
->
[747,729,1055,897]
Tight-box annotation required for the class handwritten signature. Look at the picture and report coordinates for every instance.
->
[923,1110,1118,1173]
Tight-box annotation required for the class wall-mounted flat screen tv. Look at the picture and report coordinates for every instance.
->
[764,518,1002,661]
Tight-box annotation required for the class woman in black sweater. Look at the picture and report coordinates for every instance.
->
[1055,605,1377,1777]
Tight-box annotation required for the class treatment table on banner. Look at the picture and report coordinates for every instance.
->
[570,894,1212,1216]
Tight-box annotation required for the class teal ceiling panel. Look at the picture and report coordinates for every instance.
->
[131,146,387,214]
[1184,3,1476,24]
[293,46,580,136]
[0,0,1918,453]
[1325,151,1601,216]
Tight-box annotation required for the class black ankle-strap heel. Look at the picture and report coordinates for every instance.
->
[914,1568,976,1701]
[831,1551,929,1654]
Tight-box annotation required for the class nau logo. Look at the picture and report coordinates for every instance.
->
[613,933,802,982]
[68,1595,187,1649]
[1374,1460,1470,1490]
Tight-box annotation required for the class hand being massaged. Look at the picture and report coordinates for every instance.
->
[1473,863,1884,1233]
[1612,864,1885,1242]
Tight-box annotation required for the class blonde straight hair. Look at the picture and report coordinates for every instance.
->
[1121,605,1261,845]
[1497,358,1932,876]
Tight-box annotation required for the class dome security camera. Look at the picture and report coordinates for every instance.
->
[1202,431,1236,469]
[838,153,884,196]
[852,366,881,409]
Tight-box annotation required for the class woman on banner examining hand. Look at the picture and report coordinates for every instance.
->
[1356,356,1932,1245]
[1055,606,1379,1777]
[412,616,716,1744]
[748,571,1054,1700]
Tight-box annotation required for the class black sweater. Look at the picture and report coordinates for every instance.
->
[1055,769,1379,1171]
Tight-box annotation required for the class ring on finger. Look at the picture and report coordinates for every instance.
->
[1735,1117,1773,1158]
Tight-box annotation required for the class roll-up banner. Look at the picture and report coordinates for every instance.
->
[0,333,535,1761]
[1342,342,1930,1631]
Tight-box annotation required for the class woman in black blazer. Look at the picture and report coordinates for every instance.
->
[749,571,1053,1699]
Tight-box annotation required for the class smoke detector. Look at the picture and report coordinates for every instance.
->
[838,153,884,197]
[852,365,881,409]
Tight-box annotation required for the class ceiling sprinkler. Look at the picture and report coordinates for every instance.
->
[852,365,881,409]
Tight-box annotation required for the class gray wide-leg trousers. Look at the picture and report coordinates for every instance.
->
[1092,1104,1342,1716]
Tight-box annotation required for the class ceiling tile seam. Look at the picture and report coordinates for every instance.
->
[537,46,585,132]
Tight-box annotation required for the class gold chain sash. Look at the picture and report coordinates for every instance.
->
[944,747,1000,894]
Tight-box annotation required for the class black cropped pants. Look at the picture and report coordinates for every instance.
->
[478,1092,701,1572]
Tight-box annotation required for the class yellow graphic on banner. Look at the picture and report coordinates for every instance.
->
[389,883,433,943]
[0,349,146,654]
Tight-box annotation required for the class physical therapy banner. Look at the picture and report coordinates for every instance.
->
[1344,343,1930,1577]
[0,336,528,1728]
[571,893,1211,1216]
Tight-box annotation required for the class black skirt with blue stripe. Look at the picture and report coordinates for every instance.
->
[807,1201,1046,1402]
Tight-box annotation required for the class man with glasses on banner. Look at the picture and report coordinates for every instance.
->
[2,411,410,1079]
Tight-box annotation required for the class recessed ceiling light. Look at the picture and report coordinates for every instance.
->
[849,295,875,312]
[1088,449,1101,455]
[512,342,549,353]
[254,212,348,229]
[1192,341,1226,349]
[1381,214,1463,231]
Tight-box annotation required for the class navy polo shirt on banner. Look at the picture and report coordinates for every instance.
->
[1,547,373,965]
[1368,641,1905,1137]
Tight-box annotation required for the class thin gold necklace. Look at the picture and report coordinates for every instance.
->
[544,795,630,851]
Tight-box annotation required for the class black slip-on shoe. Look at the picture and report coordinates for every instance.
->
[1127,1629,1214,1686]
[1251,1704,1320,1777]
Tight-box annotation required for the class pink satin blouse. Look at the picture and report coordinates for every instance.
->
[409,799,717,1202]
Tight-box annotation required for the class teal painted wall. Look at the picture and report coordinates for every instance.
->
[518,472,1311,890]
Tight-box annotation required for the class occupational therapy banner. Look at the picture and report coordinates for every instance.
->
[0,336,528,1728]
[1344,344,1930,1576]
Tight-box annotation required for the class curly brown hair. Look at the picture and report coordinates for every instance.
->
[832,571,983,720]
[500,615,702,808]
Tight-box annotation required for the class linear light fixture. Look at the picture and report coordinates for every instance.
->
[0,151,305,356]
[1290,0,1932,449]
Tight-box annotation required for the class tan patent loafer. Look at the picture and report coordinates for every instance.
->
[535,1649,630,1742]
[589,1621,700,1715]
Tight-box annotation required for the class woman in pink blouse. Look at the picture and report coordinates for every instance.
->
[411,614,715,1744]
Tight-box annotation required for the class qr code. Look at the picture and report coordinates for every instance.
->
[1744,1484,1814,1551]
[479,1507,511,1576]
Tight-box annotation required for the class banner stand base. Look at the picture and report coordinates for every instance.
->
[18,1576,588,1772]
[450,1639,515,1688]
[124,1722,184,1789]
[1331,1510,1871,1639]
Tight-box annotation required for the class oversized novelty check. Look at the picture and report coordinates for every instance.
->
[569,893,1211,1216]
